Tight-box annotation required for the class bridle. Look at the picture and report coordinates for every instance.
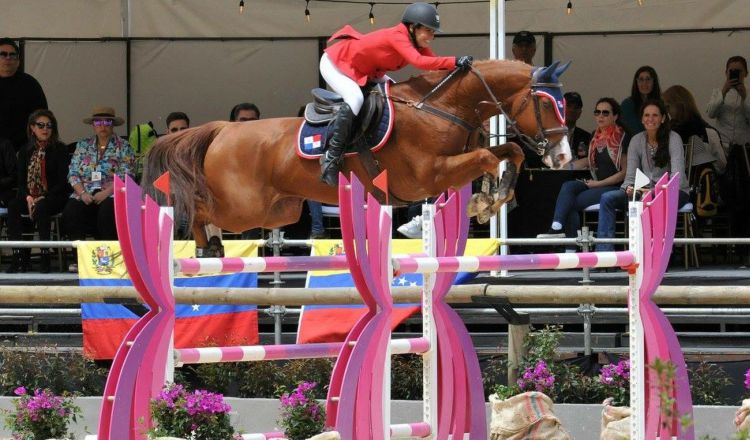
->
[388,65,568,157]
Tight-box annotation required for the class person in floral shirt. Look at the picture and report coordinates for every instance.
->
[62,106,135,240]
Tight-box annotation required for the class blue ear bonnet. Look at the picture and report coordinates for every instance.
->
[531,61,571,125]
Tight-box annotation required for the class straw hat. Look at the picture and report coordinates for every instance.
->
[82,105,124,126]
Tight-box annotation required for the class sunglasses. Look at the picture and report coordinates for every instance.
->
[594,110,612,116]
[93,119,114,127]
[169,126,189,133]
[0,51,18,60]
[33,122,53,129]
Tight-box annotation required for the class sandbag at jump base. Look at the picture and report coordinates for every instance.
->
[736,399,750,432]
[601,397,631,440]
[489,392,571,440]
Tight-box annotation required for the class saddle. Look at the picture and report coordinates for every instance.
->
[304,83,386,146]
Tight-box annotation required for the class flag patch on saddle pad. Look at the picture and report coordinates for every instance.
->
[303,134,323,151]
[296,81,395,159]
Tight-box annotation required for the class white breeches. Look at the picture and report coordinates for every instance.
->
[320,53,364,116]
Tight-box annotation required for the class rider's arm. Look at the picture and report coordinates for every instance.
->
[390,30,455,71]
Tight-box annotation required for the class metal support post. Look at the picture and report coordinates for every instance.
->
[268,229,284,287]
[579,226,593,284]
[577,303,596,356]
[266,305,287,345]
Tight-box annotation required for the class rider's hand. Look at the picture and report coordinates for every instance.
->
[456,55,473,70]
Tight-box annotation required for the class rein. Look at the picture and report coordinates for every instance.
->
[388,65,568,157]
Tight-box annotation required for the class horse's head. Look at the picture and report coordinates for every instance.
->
[505,61,573,169]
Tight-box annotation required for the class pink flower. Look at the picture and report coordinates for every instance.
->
[745,369,750,390]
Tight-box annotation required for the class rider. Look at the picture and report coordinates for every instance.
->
[319,2,474,186]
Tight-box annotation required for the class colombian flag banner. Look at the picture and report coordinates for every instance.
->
[297,238,499,343]
[79,241,259,359]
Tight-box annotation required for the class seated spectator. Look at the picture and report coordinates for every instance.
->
[564,92,592,159]
[662,85,727,175]
[229,103,260,122]
[166,111,190,133]
[620,66,661,135]
[62,106,135,241]
[6,110,70,273]
[597,99,690,252]
[537,98,629,243]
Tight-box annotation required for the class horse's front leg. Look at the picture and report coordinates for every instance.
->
[485,142,524,208]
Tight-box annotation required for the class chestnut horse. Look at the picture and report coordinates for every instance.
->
[142,59,571,251]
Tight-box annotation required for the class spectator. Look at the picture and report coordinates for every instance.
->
[62,106,135,242]
[662,85,727,175]
[537,98,629,244]
[564,91,592,159]
[620,66,661,135]
[511,32,543,168]
[6,110,70,273]
[166,111,190,133]
[229,103,260,122]
[0,38,48,150]
[597,99,690,252]
[511,31,536,65]
[706,55,750,150]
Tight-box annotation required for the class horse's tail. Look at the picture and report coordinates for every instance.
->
[141,121,229,236]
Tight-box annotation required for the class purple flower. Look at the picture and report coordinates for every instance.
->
[517,360,555,393]
[13,387,26,396]
[745,368,750,390]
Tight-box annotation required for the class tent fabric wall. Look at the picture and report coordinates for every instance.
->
[1,1,747,38]
[17,30,748,141]
[24,41,127,144]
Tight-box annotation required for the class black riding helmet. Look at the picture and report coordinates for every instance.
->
[401,2,442,33]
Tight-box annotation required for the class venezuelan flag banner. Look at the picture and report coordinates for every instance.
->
[79,241,259,359]
[297,239,498,343]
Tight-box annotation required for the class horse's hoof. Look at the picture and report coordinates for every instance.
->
[476,209,493,224]
[467,193,493,217]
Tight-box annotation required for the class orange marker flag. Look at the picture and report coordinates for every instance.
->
[372,169,389,205]
[153,171,171,206]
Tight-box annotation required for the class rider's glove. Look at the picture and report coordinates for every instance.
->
[456,55,473,70]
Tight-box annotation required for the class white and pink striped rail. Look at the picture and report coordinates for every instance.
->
[175,251,635,275]
[241,424,431,440]
[175,337,430,365]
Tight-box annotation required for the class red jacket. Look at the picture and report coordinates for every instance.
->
[325,23,456,86]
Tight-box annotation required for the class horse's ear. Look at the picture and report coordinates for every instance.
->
[534,61,560,83]
[553,61,572,79]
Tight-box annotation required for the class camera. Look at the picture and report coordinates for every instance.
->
[729,69,741,82]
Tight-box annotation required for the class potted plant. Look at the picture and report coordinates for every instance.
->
[2,387,81,440]
[278,382,326,440]
[149,383,241,440]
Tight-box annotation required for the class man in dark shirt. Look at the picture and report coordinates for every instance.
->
[0,38,47,150]
[564,92,592,159]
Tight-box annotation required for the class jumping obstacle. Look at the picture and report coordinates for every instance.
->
[98,171,692,440]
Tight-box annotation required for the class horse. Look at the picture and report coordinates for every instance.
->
[142,59,572,254]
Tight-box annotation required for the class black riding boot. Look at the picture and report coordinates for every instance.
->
[39,249,51,274]
[320,103,354,187]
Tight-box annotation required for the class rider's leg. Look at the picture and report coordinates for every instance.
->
[319,54,364,186]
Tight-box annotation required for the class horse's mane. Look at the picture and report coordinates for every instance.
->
[393,58,532,95]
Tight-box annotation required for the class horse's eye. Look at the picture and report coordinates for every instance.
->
[542,101,553,110]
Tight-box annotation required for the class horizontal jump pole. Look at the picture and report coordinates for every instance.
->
[1,285,750,305]
[175,251,635,275]
[175,337,430,365]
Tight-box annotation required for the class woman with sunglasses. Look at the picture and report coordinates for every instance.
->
[62,106,135,243]
[596,98,690,252]
[6,109,70,273]
[538,98,630,246]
